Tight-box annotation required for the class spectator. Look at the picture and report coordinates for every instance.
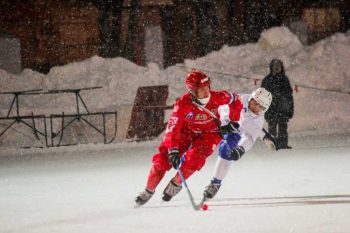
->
[261,59,294,149]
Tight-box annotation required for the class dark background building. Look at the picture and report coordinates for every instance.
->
[0,0,349,74]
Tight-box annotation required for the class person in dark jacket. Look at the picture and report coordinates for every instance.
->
[261,59,294,149]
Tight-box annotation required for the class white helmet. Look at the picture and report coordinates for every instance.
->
[251,87,272,112]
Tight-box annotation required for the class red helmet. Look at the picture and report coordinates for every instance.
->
[185,70,211,92]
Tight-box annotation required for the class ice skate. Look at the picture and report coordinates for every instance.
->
[203,182,221,199]
[162,179,182,202]
[135,188,154,207]
[280,145,292,149]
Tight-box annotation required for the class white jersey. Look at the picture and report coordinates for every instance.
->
[219,93,265,152]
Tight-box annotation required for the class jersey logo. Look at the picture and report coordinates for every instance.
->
[195,114,207,120]
[186,112,194,119]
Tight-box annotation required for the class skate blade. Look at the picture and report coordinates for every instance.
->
[134,202,144,208]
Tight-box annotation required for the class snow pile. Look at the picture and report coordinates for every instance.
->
[47,56,167,110]
[259,26,304,59]
[0,26,350,148]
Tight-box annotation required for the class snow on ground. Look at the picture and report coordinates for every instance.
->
[1,133,350,233]
[1,27,350,148]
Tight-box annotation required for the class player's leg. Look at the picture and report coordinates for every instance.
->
[204,133,241,199]
[161,129,195,201]
[173,132,222,182]
[136,127,196,205]
[163,132,222,201]
[135,146,171,206]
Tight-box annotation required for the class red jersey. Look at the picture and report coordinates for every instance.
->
[164,90,242,149]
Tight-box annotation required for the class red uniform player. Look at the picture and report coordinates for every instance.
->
[135,70,242,207]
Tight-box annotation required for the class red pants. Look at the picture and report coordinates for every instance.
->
[146,128,222,191]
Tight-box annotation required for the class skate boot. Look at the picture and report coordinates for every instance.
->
[135,188,154,207]
[162,179,182,202]
[203,182,221,199]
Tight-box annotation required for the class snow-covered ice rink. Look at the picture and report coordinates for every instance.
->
[1,133,350,233]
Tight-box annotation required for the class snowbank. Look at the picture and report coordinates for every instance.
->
[1,26,350,148]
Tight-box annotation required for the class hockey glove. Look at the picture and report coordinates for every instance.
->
[220,122,240,135]
[168,148,181,169]
[263,132,277,151]
[230,146,245,161]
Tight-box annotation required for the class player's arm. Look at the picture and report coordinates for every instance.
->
[218,105,239,134]
[228,93,243,122]
[163,99,186,168]
[217,92,242,134]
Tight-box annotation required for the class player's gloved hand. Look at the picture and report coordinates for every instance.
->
[263,132,277,151]
[168,148,181,169]
[220,122,240,135]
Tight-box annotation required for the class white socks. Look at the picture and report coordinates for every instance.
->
[212,156,232,182]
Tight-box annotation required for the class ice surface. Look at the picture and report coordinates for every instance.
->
[1,134,350,233]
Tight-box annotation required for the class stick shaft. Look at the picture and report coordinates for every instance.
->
[177,167,206,210]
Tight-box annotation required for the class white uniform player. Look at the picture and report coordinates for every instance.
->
[203,88,276,199]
